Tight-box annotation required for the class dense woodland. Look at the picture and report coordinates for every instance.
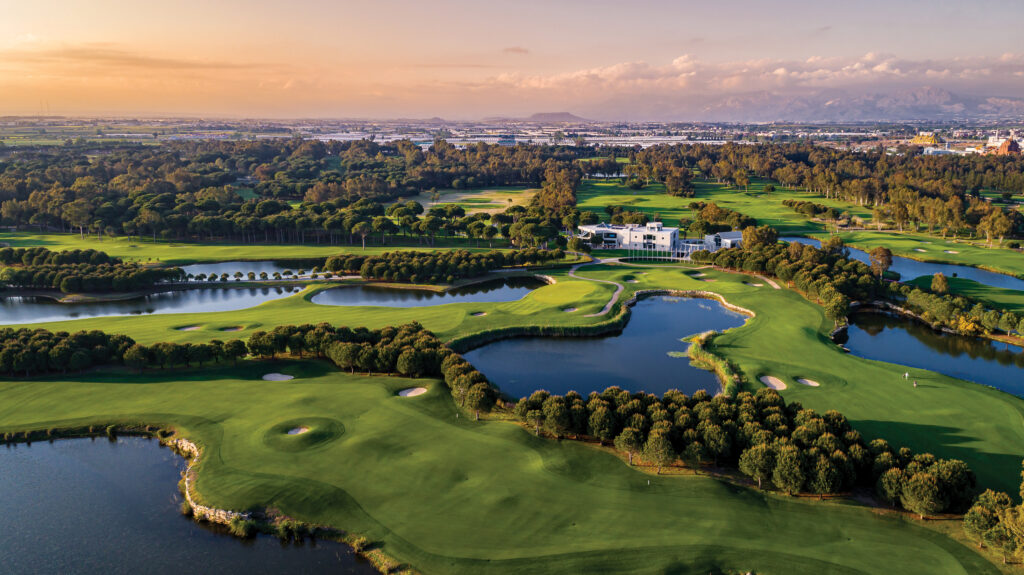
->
[324,248,563,284]
[513,386,975,516]
[3,139,1022,248]
[0,247,183,292]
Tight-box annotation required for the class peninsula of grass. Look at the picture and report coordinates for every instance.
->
[10,264,1024,496]
[907,276,1024,314]
[0,360,1000,575]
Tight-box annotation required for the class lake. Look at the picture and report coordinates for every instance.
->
[0,286,301,325]
[0,437,374,575]
[464,295,748,398]
[181,261,310,278]
[837,312,1024,397]
[311,277,546,308]
[781,237,1024,291]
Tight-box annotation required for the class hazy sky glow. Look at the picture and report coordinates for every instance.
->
[3,0,1024,119]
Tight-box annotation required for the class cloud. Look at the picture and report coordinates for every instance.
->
[1,43,262,71]
[503,46,530,55]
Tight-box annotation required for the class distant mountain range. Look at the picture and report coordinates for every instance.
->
[482,112,590,123]
[590,87,1024,123]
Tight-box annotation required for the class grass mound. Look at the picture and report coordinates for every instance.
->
[262,417,345,452]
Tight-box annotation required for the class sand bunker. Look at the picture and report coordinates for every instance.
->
[398,387,428,397]
[913,248,926,252]
[262,373,295,381]
[691,272,706,278]
[563,307,578,312]
[286,426,310,435]
[743,281,763,287]
[796,378,821,387]
[944,250,959,254]
[177,325,201,331]
[471,312,487,317]
[626,279,638,283]
[221,326,244,331]
[759,376,787,390]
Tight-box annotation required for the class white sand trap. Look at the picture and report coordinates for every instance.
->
[759,376,787,390]
[221,326,244,331]
[286,426,309,435]
[944,250,959,254]
[913,248,926,252]
[563,307,578,312]
[471,312,487,317]
[626,279,638,283]
[398,387,428,397]
[743,282,763,287]
[177,325,201,331]
[262,373,294,381]
[796,378,821,387]
[691,272,707,278]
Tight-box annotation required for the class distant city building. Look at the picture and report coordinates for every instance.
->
[911,131,942,145]
[576,222,742,258]
[496,134,516,146]
[995,138,1022,156]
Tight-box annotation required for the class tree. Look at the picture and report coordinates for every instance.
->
[901,472,947,519]
[352,221,372,250]
[223,339,247,365]
[587,407,616,444]
[772,445,806,495]
[963,490,1012,548]
[876,467,904,508]
[868,246,892,278]
[124,344,148,372]
[982,523,1018,564]
[931,273,949,295]
[738,444,775,489]
[542,396,570,438]
[809,455,842,498]
[525,409,545,435]
[642,432,676,475]
[464,383,494,420]
[614,427,643,465]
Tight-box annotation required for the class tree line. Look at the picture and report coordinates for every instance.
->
[511,386,975,516]
[323,248,563,284]
[0,247,184,293]
[963,468,1024,564]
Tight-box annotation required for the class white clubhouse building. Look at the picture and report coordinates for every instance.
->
[577,222,742,259]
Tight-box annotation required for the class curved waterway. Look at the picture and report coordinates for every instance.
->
[463,295,748,398]
[312,277,545,308]
[0,286,301,325]
[0,437,374,575]
[782,237,1024,291]
[837,312,1024,397]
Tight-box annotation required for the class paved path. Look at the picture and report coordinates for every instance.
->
[567,258,624,317]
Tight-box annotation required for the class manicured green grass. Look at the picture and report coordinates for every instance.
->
[0,361,997,574]
[14,264,1024,496]
[907,276,1024,314]
[393,186,538,215]
[807,230,1024,280]
[568,264,1024,496]
[0,232,507,265]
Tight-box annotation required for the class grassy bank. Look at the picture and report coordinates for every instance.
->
[0,360,999,575]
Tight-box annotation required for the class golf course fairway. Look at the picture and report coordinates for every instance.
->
[0,360,998,575]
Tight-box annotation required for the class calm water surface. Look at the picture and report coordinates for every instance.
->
[311,277,545,308]
[0,437,374,575]
[0,287,301,325]
[782,237,1024,291]
[182,261,304,278]
[464,296,747,398]
[838,312,1024,397]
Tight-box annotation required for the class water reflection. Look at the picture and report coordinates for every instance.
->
[312,277,545,308]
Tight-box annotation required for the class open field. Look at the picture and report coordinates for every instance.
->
[393,186,538,214]
[0,232,508,265]
[11,264,1024,496]
[0,361,999,575]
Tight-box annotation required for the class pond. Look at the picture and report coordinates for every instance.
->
[0,286,301,325]
[181,261,310,278]
[311,276,546,308]
[463,295,748,398]
[782,237,1024,291]
[837,312,1024,397]
[0,437,374,575]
